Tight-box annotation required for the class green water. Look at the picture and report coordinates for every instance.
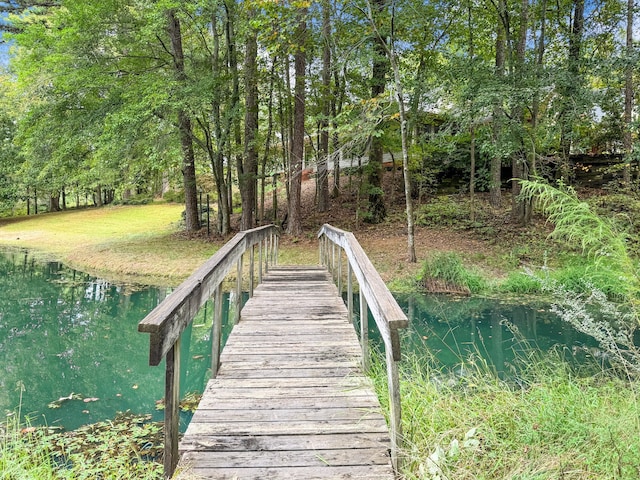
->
[1,249,599,432]
[0,249,233,431]
[378,294,599,377]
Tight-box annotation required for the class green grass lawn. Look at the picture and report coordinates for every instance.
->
[0,204,221,285]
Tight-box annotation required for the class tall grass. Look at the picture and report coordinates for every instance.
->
[1,395,163,479]
[0,415,56,479]
[420,252,488,295]
[370,350,640,479]
[0,384,56,479]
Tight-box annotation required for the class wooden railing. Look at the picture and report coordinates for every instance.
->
[138,225,279,479]
[318,224,408,472]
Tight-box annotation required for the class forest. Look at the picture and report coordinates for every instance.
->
[0,0,636,238]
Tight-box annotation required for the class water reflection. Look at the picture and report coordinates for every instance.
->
[360,294,600,377]
[0,249,227,431]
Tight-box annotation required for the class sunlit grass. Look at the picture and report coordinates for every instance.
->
[0,204,220,285]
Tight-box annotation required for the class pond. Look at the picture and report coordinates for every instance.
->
[1,249,598,432]
[0,249,234,431]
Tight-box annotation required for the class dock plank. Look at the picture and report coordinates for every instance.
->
[175,266,394,479]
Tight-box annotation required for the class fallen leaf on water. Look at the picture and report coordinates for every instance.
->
[132,384,139,390]
[82,410,90,414]
[83,397,99,403]
[192,355,204,360]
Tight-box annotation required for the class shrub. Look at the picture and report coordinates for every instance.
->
[499,271,542,294]
[420,252,487,295]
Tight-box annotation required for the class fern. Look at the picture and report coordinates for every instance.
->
[519,179,638,294]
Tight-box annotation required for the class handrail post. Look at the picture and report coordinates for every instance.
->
[337,249,343,294]
[163,337,181,479]
[260,238,266,277]
[274,234,279,265]
[211,287,223,377]
[347,262,353,324]
[331,241,336,281]
[235,255,243,325]
[359,289,369,371]
[386,344,402,473]
[258,236,264,278]
[249,244,255,297]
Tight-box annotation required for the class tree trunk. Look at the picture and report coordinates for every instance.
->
[261,61,277,224]
[287,7,307,236]
[490,0,506,209]
[623,0,634,184]
[511,0,529,224]
[559,0,584,179]
[95,185,103,207]
[367,0,388,223]
[317,0,331,213]
[167,9,199,232]
[210,9,231,235]
[388,31,416,262]
[239,10,258,231]
[225,0,242,223]
[331,65,345,198]
[49,192,60,212]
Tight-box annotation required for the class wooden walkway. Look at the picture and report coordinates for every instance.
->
[176,266,394,479]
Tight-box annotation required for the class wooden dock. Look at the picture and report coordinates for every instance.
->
[176,266,394,479]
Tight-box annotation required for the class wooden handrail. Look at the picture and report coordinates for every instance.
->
[318,223,408,473]
[138,224,279,479]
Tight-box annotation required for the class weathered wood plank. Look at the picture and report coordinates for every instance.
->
[175,465,394,480]
[205,377,373,389]
[179,433,391,452]
[195,396,381,410]
[180,448,390,467]
[186,407,385,422]
[182,420,389,436]
[216,367,357,378]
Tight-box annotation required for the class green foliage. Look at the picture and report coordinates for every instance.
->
[369,350,640,479]
[519,179,639,297]
[1,412,163,480]
[499,271,543,295]
[0,414,56,479]
[415,195,487,229]
[113,194,153,206]
[420,252,487,295]
[162,189,185,204]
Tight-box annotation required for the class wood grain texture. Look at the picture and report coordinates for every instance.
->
[175,266,394,480]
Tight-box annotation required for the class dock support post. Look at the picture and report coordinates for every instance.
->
[163,338,181,479]
[337,249,343,294]
[258,240,263,282]
[211,287,223,377]
[234,255,243,325]
[331,242,336,281]
[359,290,369,371]
[249,245,255,297]
[274,234,279,265]
[386,343,403,474]
[347,263,353,324]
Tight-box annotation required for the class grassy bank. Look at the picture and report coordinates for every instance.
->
[371,351,640,479]
[0,204,322,286]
